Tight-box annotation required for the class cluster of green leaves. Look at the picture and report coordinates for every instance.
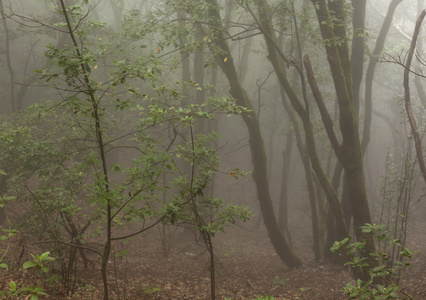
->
[331,223,416,299]
[160,131,252,236]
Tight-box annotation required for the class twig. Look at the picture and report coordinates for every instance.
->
[35,239,101,256]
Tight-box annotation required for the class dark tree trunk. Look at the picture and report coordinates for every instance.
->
[351,0,366,113]
[255,0,348,244]
[205,0,302,268]
[311,0,375,280]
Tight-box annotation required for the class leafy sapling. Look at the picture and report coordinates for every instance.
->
[331,223,416,299]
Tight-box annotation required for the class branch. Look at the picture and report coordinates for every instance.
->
[111,215,165,241]
[303,55,342,157]
[382,50,426,78]
[35,239,101,256]
[368,0,411,42]
[362,0,403,154]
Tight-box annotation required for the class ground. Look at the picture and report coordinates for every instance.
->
[2,223,426,299]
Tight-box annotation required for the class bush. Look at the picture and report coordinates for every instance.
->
[331,223,416,299]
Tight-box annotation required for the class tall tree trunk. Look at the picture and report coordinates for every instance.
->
[205,0,302,268]
[59,1,113,297]
[351,0,366,113]
[254,0,348,243]
[310,1,375,279]
[278,131,293,242]
[0,0,17,111]
[403,9,426,185]
[324,160,343,260]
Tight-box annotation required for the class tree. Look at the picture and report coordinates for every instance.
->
[305,1,375,276]
[251,0,348,248]
[203,0,303,268]
[0,1,252,299]
[399,9,426,184]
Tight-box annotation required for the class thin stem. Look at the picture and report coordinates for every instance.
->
[58,1,112,298]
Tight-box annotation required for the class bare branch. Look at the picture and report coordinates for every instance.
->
[35,239,101,256]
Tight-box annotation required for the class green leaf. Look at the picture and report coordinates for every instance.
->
[0,169,6,176]
[39,251,50,260]
[23,261,38,269]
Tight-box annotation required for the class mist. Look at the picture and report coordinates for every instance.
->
[1,0,426,299]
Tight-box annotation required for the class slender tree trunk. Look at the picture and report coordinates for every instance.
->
[59,1,112,297]
[351,0,366,113]
[238,33,253,84]
[278,132,293,241]
[324,161,343,260]
[415,0,426,105]
[341,174,352,230]
[362,0,403,153]
[0,0,17,111]
[205,0,302,268]
[403,9,426,185]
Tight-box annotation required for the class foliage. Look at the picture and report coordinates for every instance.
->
[331,223,416,299]
[0,222,54,300]
[0,1,252,298]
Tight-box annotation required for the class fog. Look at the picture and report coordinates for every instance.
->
[1,0,426,299]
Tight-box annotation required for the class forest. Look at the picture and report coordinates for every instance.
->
[1,0,426,299]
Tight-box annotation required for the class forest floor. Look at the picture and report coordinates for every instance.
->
[2,223,426,299]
